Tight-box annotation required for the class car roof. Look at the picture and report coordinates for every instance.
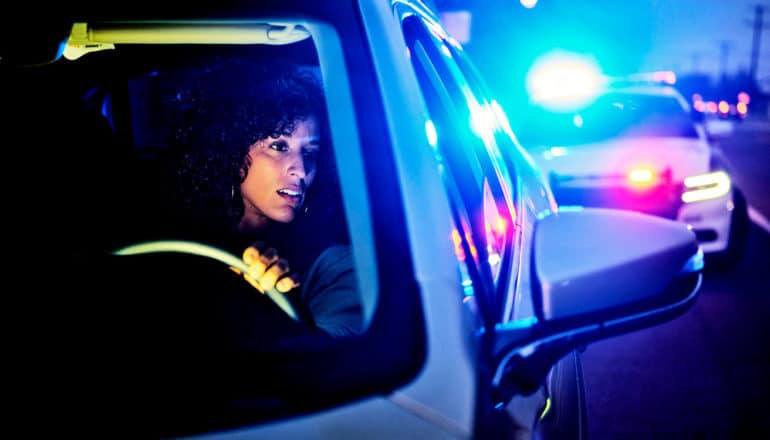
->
[4,0,439,65]
[603,84,684,97]
[590,83,693,111]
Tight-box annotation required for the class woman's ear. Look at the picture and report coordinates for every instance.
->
[239,149,253,180]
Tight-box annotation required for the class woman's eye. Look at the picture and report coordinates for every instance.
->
[270,141,289,152]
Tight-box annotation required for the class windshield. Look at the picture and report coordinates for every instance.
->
[517,92,699,147]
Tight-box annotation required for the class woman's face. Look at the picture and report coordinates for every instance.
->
[239,117,320,231]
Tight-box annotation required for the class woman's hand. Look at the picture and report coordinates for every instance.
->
[240,243,300,294]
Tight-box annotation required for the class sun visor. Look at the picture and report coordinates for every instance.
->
[63,21,311,60]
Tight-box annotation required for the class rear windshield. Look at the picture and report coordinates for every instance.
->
[517,92,699,147]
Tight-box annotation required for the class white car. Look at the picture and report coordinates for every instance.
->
[519,83,749,266]
[2,2,703,439]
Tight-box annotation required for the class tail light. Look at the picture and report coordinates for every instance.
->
[628,167,656,187]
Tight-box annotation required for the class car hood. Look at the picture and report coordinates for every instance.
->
[529,136,711,182]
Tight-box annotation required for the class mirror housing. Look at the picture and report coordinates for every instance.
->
[492,208,702,402]
[533,208,700,322]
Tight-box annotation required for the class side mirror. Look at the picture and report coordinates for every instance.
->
[492,208,702,402]
[533,208,700,322]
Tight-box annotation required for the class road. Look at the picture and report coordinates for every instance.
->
[580,114,770,438]
[717,115,770,222]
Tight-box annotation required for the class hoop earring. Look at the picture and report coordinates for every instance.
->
[302,189,312,216]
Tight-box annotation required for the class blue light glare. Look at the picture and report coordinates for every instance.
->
[440,43,452,58]
[463,280,475,297]
[495,316,538,330]
[680,248,705,273]
[425,119,438,148]
[526,51,604,110]
[572,114,584,128]
[547,146,567,158]
[491,100,514,138]
[55,40,68,61]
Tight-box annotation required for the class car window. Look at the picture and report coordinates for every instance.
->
[3,18,429,431]
[444,40,527,322]
[59,37,369,334]
[519,91,700,146]
[398,13,518,324]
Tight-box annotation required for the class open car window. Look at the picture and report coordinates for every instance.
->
[2,18,427,435]
[398,12,518,327]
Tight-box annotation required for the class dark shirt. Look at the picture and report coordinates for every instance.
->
[298,245,362,337]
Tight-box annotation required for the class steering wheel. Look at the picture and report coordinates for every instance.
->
[112,240,300,321]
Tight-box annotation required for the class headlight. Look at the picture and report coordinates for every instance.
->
[681,171,731,203]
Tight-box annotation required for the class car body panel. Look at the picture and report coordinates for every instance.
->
[533,136,710,183]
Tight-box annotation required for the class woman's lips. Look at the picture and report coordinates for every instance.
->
[277,190,302,207]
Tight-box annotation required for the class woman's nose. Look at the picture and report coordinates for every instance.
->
[287,153,306,178]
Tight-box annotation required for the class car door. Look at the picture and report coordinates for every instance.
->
[391,4,564,436]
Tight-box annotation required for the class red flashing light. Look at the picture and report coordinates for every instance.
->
[628,167,655,187]
[737,91,750,104]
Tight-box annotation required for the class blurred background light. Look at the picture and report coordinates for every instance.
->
[526,51,604,110]
[718,100,729,115]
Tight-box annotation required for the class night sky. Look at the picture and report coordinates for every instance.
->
[436,0,770,109]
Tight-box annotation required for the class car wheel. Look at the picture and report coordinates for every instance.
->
[708,187,749,270]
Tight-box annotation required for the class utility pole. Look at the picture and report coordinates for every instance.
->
[719,40,732,87]
[746,4,769,90]
[690,51,702,72]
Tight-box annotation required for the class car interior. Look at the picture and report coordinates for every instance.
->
[3,21,411,437]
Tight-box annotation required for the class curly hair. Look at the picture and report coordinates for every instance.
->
[170,59,330,237]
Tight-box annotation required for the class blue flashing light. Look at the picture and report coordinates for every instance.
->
[526,51,604,111]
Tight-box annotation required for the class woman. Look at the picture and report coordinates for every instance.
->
[169,59,361,339]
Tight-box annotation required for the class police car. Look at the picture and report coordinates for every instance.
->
[519,72,749,267]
